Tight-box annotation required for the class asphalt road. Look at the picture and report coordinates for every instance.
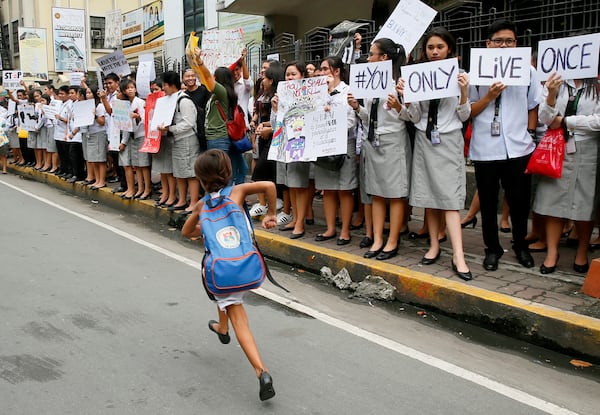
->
[0,175,598,415]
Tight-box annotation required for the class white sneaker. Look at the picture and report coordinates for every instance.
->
[276,211,293,225]
[276,198,284,211]
[249,203,268,217]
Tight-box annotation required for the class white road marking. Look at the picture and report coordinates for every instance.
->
[2,180,578,415]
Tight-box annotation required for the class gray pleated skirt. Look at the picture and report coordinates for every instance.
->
[362,131,411,198]
[152,136,173,174]
[410,129,466,210]
[85,131,108,162]
[46,128,57,152]
[287,161,311,188]
[81,132,88,160]
[8,130,19,149]
[313,137,358,191]
[129,135,150,167]
[27,131,38,148]
[172,133,200,178]
[276,161,287,186]
[39,127,49,150]
[533,139,599,221]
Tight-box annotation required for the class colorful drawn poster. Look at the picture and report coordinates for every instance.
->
[268,76,346,163]
[201,28,244,74]
[18,27,48,82]
[52,8,87,71]
[140,90,165,153]
[111,99,133,132]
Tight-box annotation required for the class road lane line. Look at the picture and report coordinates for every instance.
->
[2,180,578,415]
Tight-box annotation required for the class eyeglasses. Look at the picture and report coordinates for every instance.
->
[490,38,516,46]
[368,51,384,57]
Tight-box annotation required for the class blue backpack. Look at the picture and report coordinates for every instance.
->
[200,186,266,295]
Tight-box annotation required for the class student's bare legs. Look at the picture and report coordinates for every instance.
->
[92,162,107,187]
[34,148,44,169]
[123,166,136,197]
[0,154,7,173]
[446,210,469,272]
[186,177,200,210]
[174,177,188,208]
[425,209,442,259]
[164,174,177,204]
[383,198,404,252]
[321,190,338,237]
[85,160,95,181]
[138,166,152,197]
[574,221,593,267]
[226,304,267,377]
[339,190,354,241]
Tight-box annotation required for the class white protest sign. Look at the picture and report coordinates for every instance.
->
[111,99,133,132]
[537,33,600,81]
[107,119,121,151]
[201,28,244,74]
[69,72,83,86]
[3,70,24,90]
[304,106,347,159]
[17,103,38,131]
[401,58,460,103]
[469,47,531,86]
[136,54,155,99]
[42,104,57,119]
[7,100,16,115]
[149,93,178,131]
[72,99,96,128]
[349,60,396,99]
[96,67,103,91]
[374,0,437,54]
[96,50,131,78]
[266,53,279,61]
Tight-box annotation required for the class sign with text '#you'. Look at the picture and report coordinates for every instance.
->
[537,33,600,81]
[469,47,531,86]
[401,58,460,103]
[349,60,396,99]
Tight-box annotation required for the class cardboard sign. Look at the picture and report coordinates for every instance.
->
[111,99,133,132]
[401,58,460,103]
[200,28,244,74]
[3,70,24,90]
[96,50,131,78]
[17,104,38,131]
[69,72,83,86]
[71,99,96,128]
[140,90,165,153]
[374,0,437,54]
[136,53,156,98]
[537,33,600,81]
[469,47,531,86]
[349,60,396,99]
[149,93,178,131]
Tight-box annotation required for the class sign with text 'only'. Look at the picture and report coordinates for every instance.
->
[537,33,600,81]
[469,47,531,86]
[401,58,460,103]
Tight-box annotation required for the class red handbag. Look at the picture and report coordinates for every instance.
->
[525,128,565,179]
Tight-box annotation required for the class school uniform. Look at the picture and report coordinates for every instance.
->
[170,90,199,178]
[85,103,108,163]
[54,99,72,175]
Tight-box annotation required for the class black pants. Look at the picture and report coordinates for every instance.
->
[473,154,532,253]
[19,138,34,163]
[56,140,70,174]
[67,142,85,179]
[109,150,126,187]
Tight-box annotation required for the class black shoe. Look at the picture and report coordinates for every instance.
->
[107,176,119,183]
[408,231,428,240]
[359,236,374,249]
[81,179,94,185]
[315,233,336,242]
[540,263,557,274]
[289,232,304,239]
[514,249,534,268]
[168,203,189,211]
[376,247,398,261]
[452,260,473,281]
[364,246,383,258]
[483,249,503,271]
[500,226,511,233]
[305,218,315,225]
[120,193,133,200]
[279,225,294,231]
[427,236,447,244]
[208,320,230,344]
[419,250,441,265]
[461,217,478,229]
[112,186,126,193]
[349,221,363,230]
[258,370,275,401]
[399,227,410,237]
[66,176,78,183]
[573,262,589,273]
[336,237,351,246]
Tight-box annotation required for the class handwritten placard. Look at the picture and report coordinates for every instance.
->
[111,99,133,132]
[136,54,155,99]
[72,99,96,128]
[42,104,58,118]
[374,0,437,54]
[401,58,460,103]
[96,50,131,78]
[469,47,531,86]
[349,60,396,99]
[69,72,83,86]
[201,28,244,74]
[537,33,600,81]
[3,70,24,90]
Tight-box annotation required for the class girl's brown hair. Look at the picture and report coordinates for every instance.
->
[194,149,232,193]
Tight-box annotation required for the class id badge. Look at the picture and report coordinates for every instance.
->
[430,129,441,145]
[566,138,576,154]
[373,133,380,148]
[491,120,501,136]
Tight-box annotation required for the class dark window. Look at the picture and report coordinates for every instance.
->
[11,21,18,53]
[90,16,106,49]
[183,0,204,48]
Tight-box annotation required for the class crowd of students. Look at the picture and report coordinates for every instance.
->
[2,19,599,279]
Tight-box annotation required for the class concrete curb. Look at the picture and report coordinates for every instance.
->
[10,165,600,360]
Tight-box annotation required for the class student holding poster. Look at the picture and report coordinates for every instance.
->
[83,86,108,190]
[468,20,542,272]
[349,38,410,261]
[400,28,472,280]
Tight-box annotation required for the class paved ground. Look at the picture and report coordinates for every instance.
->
[5,162,600,360]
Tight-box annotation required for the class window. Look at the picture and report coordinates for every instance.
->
[11,20,18,53]
[90,16,105,49]
[183,0,204,47]
[1,24,9,69]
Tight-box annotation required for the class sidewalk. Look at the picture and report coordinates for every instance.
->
[8,163,600,361]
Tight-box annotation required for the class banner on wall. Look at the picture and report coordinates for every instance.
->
[18,27,48,82]
[52,7,87,71]
[122,1,164,55]
[104,9,122,49]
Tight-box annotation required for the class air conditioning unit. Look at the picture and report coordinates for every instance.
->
[91,30,102,40]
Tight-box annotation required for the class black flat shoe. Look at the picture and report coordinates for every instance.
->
[82,179,94,185]
[112,186,126,193]
[336,237,351,246]
[359,236,374,248]
[452,260,473,281]
[259,370,275,401]
[376,247,398,261]
[305,218,315,225]
[540,263,557,274]
[399,227,410,237]
[428,236,447,244]
[208,320,230,344]
[364,246,383,258]
[408,231,428,240]
[315,233,336,242]
[120,194,134,200]
[169,203,189,211]
[419,250,441,265]
[138,194,152,200]
[90,184,107,190]
[573,262,589,273]
[461,217,478,229]
[500,226,511,233]
[279,225,294,231]
[289,232,304,239]
[483,249,504,271]
[350,221,363,230]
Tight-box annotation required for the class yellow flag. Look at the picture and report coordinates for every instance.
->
[185,32,202,75]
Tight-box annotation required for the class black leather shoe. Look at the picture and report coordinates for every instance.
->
[514,249,534,268]
[289,232,304,239]
[376,247,398,261]
[258,370,275,401]
[483,249,503,271]
[168,203,189,211]
[452,260,473,281]
[364,246,383,258]
[408,231,428,240]
[208,320,230,344]
[112,186,126,193]
[573,262,589,273]
[359,236,373,248]
[66,176,78,183]
[315,233,336,242]
[336,237,351,246]
[540,263,557,274]
[419,250,441,265]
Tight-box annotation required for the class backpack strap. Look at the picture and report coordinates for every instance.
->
[175,93,197,135]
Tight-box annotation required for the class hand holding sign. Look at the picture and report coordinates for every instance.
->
[545,72,564,101]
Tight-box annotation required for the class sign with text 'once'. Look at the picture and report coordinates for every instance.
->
[469,47,531,86]
[401,58,460,103]
[537,33,600,81]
